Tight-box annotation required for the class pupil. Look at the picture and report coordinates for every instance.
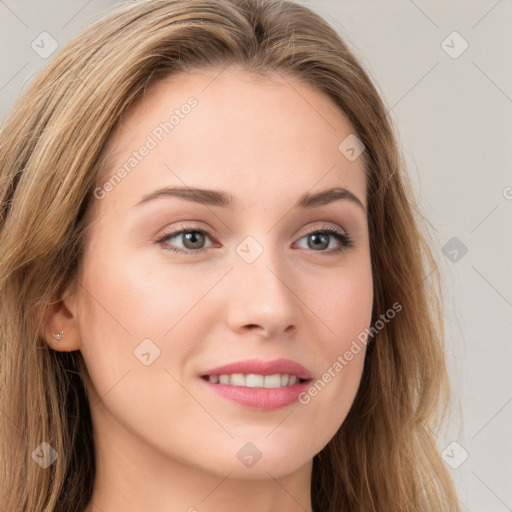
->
[185,232,203,248]
[309,233,328,250]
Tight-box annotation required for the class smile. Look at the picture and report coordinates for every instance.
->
[202,373,308,387]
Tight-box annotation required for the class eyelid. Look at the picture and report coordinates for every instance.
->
[296,222,348,238]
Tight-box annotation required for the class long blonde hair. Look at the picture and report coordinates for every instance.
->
[0,1,461,510]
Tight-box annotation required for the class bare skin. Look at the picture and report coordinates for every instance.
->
[42,66,373,512]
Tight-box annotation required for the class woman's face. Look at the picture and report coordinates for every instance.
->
[67,67,373,480]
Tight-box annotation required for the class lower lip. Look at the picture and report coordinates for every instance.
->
[200,378,311,410]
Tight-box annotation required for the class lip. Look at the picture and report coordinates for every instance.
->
[199,358,313,411]
[200,358,313,380]
[200,379,310,410]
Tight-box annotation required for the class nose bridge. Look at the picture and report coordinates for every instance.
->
[227,234,301,336]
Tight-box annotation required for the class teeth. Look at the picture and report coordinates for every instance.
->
[207,373,303,388]
[264,374,281,388]
[246,374,264,387]
[229,373,245,386]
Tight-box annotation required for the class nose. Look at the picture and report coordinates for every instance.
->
[225,245,303,339]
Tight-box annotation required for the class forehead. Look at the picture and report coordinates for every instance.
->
[94,67,367,216]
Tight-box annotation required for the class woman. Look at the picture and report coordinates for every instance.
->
[0,0,461,510]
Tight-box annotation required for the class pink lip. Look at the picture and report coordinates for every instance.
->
[200,358,313,380]
[199,358,313,411]
[200,379,310,410]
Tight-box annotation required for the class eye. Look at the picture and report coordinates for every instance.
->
[155,224,215,255]
[155,223,354,256]
[294,225,354,256]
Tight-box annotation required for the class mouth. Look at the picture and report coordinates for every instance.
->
[198,358,313,410]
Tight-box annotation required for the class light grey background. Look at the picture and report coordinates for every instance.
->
[1,1,511,510]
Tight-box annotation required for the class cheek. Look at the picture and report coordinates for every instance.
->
[75,242,219,394]
[295,254,372,429]
[309,250,373,354]
[74,248,209,455]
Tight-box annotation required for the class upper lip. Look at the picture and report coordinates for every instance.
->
[200,358,313,380]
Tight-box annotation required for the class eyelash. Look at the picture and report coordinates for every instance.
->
[155,223,354,257]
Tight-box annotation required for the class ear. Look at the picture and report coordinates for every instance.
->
[35,285,82,352]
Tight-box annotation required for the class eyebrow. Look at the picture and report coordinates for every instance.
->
[134,186,366,213]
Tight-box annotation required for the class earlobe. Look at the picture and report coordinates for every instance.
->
[36,293,82,352]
